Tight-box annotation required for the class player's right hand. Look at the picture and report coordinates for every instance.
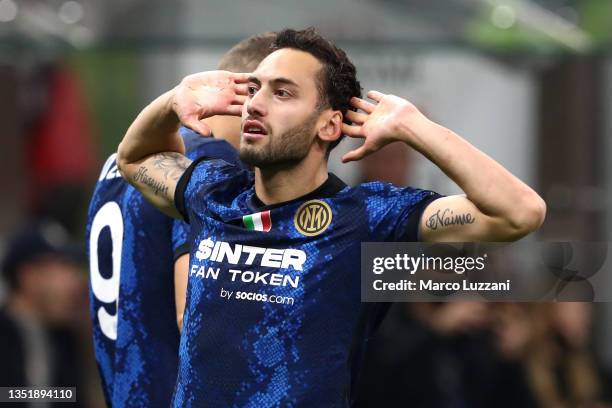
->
[172,71,250,136]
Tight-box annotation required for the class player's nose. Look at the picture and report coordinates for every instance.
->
[246,89,267,118]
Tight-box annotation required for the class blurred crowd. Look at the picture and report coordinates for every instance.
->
[0,63,103,407]
[0,221,103,407]
[356,302,612,407]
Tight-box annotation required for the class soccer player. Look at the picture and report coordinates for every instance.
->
[86,33,275,407]
[116,28,546,406]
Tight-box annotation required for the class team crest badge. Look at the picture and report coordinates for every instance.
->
[294,200,332,236]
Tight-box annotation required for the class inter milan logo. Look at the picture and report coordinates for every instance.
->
[294,200,332,236]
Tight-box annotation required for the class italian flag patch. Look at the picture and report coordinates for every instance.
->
[242,210,272,232]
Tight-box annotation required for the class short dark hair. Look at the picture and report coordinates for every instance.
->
[2,222,83,290]
[218,32,277,73]
[271,28,362,151]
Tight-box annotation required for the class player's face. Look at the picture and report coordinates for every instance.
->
[240,48,324,167]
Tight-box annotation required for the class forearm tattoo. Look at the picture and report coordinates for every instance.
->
[152,152,191,181]
[130,153,190,197]
[133,166,169,196]
[425,208,475,230]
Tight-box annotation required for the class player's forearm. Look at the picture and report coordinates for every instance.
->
[117,89,186,175]
[117,89,190,219]
[399,114,546,234]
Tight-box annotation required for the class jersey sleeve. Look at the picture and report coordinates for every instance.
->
[174,157,249,224]
[363,182,443,242]
[182,130,244,168]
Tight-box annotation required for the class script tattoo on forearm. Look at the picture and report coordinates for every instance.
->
[133,166,169,196]
[152,152,191,181]
[425,208,475,230]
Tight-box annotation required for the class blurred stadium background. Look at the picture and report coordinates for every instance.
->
[0,0,611,406]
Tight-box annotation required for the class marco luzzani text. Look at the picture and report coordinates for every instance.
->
[371,253,511,292]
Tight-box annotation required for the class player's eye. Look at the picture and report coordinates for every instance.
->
[247,85,259,96]
[275,89,291,98]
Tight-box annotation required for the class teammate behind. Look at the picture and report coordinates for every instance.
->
[116,28,546,406]
[86,32,275,407]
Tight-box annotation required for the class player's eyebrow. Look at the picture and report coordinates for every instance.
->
[270,77,299,88]
[247,76,261,86]
[248,76,299,89]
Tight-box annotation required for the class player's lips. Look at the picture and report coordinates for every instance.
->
[242,119,268,142]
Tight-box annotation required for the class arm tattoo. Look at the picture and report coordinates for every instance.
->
[133,166,169,197]
[425,208,475,230]
[151,152,191,182]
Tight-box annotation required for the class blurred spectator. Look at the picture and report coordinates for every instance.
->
[358,301,612,407]
[356,302,536,407]
[494,303,612,408]
[24,64,98,236]
[0,221,90,407]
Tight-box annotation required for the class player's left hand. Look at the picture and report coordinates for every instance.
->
[341,91,422,163]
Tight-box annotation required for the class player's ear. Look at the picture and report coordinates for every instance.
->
[317,110,342,144]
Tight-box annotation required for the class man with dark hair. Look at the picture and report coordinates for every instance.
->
[117,28,545,406]
[86,32,276,407]
[0,222,86,406]
[268,28,361,151]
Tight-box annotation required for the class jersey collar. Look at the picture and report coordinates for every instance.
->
[247,173,347,212]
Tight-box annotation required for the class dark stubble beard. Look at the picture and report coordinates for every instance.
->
[239,111,319,168]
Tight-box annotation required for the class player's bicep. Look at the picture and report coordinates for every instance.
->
[419,195,509,242]
[120,152,191,219]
